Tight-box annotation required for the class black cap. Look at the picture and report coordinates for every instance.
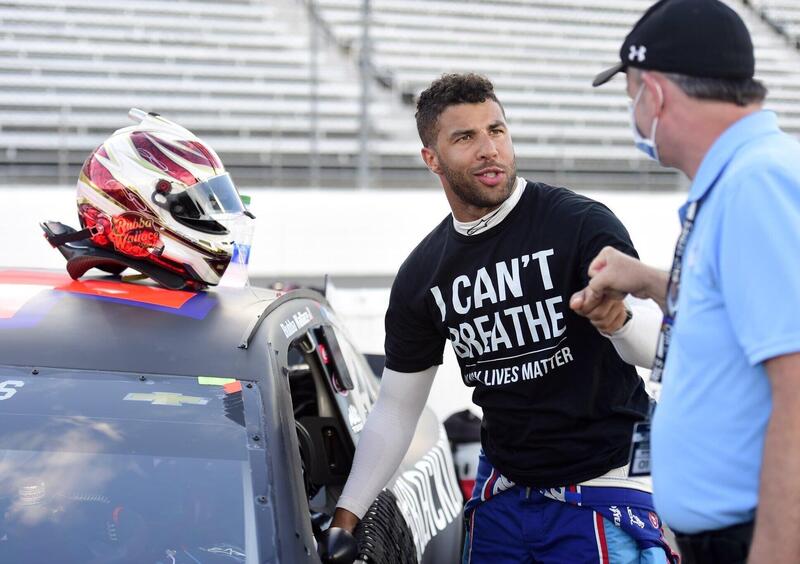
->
[593,0,755,87]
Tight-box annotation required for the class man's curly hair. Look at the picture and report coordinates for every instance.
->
[415,73,504,148]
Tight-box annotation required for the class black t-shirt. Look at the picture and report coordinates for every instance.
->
[384,180,650,487]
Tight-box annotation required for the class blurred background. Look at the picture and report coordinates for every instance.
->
[2,0,798,416]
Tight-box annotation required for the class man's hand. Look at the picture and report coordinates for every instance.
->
[320,508,360,563]
[330,508,360,533]
[571,246,669,314]
[317,525,358,564]
[569,286,629,334]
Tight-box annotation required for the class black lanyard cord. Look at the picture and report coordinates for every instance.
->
[650,199,701,386]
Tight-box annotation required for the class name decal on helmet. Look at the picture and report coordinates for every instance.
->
[109,212,164,258]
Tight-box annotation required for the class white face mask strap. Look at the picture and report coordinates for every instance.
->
[649,82,664,160]
[649,116,661,162]
[633,81,663,130]
[649,81,664,135]
[630,84,648,140]
[633,83,646,108]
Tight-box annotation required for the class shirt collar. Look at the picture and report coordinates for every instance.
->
[452,176,526,236]
[686,110,779,205]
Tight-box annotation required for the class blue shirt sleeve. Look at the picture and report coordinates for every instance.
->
[717,163,800,365]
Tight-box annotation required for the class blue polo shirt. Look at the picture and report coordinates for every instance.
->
[652,110,800,534]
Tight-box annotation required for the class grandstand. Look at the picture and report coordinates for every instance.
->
[316,0,800,189]
[749,0,800,48]
[1,0,799,190]
[0,0,414,186]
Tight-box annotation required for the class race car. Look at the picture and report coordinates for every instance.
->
[0,268,464,563]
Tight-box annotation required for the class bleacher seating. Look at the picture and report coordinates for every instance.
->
[0,0,416,186]
[314,0,800,190]
[749,1,800,48]
[1,0,799,190]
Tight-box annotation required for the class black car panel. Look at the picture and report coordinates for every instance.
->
[0,270,463,563]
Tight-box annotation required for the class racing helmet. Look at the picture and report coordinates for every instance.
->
[43,109,253,290]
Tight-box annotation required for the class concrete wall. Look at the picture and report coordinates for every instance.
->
[2,185,684,418]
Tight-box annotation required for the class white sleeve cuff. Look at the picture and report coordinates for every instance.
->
[604,298,662,368]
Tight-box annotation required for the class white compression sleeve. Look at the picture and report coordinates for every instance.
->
[605,298,662,368]
[336,365,437,519]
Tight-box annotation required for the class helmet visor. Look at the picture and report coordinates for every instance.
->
[186,172,246,218]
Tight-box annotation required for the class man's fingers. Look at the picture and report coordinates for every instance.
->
[570,285,605,315]
[587,256,607,278]
[585,296,614,321]
[588,269,628,302]
[581,285,606,311]
[577,246,638,333]
[588,300,627,334]
[587,246,620,278]
[569,290,585,311]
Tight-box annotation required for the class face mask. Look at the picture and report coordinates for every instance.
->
[629,83,661,162]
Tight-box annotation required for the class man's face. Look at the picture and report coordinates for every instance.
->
[423,101,516,215]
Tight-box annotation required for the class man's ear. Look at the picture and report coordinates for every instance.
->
[421,146,441,175]
[641,71,666,114]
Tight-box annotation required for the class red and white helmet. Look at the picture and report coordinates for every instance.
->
[73,109,252,289]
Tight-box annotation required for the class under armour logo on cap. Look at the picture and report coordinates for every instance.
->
[593,0,755,88]
[629,45,647,62]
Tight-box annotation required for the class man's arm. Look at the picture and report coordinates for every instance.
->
[331,366,437,532]
[569,246,667,367]
[603,299,663,368]
[565,294,661,368]
[571,246,670,314]
[747,352,800,563]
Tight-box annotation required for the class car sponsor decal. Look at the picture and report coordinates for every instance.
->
[0,288,61,329]
[123,392,210,406]
[0,269,216,321]
[0,380,24,401]
[347,405,365,433]
[223,381,242,394]
[390,433,463,561]
[279,306,314,338]
[56,279,215,319]
[0,270,72,287]
[0,270,68,329]
[197,376,237,386]
[196,376,242,394]
[200,545,246,560]
[60,279,193,308]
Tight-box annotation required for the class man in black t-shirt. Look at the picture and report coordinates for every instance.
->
[330,74,677,563]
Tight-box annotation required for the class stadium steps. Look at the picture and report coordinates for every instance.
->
[0,0,414,186]
[746,1,800,50]
[312,0,800,191]
[2,0,798,189]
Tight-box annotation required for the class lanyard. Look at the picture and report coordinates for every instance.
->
[630,199,704,466]
[649,199,701,385]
